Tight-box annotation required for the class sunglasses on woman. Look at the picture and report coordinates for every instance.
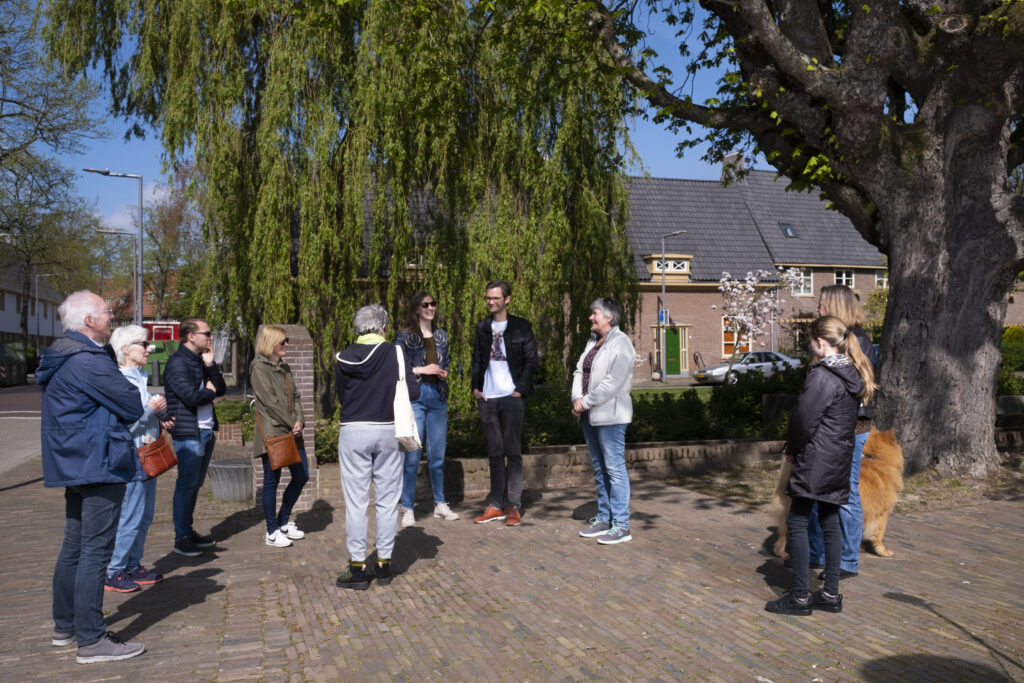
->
[421,301,437,309]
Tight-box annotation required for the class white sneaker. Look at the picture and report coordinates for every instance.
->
[280,521,305,540]
[401,508,416,528]
[266,529,293,547]
[433,502,460,521]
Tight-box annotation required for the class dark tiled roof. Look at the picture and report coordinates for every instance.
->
[0,263,62,300]
[626,172,884,282]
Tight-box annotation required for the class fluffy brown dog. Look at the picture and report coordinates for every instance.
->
[771,428,904,559]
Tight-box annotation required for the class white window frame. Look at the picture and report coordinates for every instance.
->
[722,316,751,356]
[875,270,889,289]
[791,268,813,297]
[835,269,854,287]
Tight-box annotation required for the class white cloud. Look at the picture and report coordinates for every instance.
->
[101,181,169,230]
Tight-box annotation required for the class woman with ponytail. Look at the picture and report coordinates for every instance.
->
[766,315,877,616]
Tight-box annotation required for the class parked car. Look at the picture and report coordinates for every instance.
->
[694,351,802,385]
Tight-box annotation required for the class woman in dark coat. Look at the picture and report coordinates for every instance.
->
[766,315,876,616]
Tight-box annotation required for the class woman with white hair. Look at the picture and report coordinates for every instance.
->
[104,325,174,593]
[334,305,420,589]
[571,297,636,545]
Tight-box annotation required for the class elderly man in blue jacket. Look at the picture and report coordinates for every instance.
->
[38,291,146,663]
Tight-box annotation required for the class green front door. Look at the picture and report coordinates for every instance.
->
[665,327,681,375]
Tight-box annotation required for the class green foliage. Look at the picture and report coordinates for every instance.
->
[1003,325,1024,343]
[215,398,254,441]
[314,418,340,464]
[43,0,638,419]
[997,366,1024,396]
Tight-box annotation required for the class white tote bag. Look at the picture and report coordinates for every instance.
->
[394,345,422,451]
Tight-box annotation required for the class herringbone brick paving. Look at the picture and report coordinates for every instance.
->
[1,454,1022,681]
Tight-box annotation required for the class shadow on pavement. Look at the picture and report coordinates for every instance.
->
[293,499,335,535]
[207,507,262,542]
[861,655,1016,682]
[0,476,43,492]
[391,526,443,576]
[106,567,224,641]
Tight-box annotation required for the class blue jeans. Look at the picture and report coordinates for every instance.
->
[808,431,866,571]
[172,429,216,543]
[261,449,310,534]
[580,414,630,529]
[401,382,448,508]
[108,478,157,575]
[53,483,125,646]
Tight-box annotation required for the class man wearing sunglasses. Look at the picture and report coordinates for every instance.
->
[164,317,226,556]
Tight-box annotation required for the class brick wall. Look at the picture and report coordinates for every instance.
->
[218,423,244,447]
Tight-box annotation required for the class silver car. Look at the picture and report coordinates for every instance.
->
[694,351,802,384]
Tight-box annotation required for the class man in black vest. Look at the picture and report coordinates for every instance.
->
[164,317,226,556]
[470,280,538,527]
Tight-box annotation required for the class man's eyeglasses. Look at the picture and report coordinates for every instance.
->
[421,301,437,309]
[484,296,504,303]
[193,330,213,337]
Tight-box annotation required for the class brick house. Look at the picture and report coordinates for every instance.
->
[625,169,886,380]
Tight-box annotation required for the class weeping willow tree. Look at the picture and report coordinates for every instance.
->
[43,0,636,413]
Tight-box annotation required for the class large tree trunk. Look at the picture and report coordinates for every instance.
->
[872,136,1018,477]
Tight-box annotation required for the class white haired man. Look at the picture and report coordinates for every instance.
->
[38,291,147,663]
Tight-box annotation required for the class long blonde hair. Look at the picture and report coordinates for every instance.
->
[818,285,865,328]
[809,315,877,402]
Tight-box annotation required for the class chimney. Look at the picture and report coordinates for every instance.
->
[721,151,745,183]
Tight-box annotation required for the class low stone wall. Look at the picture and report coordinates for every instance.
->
[408,438,784,502]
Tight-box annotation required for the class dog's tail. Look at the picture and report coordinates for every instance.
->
[769,460,793,558]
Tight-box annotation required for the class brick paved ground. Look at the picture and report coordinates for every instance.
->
[1,454,1022,682]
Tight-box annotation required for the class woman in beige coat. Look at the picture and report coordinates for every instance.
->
[250,325,308,548]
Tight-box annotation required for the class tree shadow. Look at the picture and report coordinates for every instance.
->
[861,655,1015,682]
[106,567,224,641]
[882,592,1024,680]
[389,526,443,576]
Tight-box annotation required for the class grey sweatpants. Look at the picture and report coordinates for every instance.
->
[338,423,402,562]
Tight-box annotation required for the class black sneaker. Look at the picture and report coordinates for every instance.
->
[811,589,843,613]
[817,569,858,581]
[190,530,216,548]
[173,538,202,557]
[375,561,392,587]
[765,592,812,616]
[336,562,369,590]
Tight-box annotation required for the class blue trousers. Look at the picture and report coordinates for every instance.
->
[580,414,630,529]
[261,449,309,534]
[53,483,125,646]
[401,382,448,509]
[172,429,216,543]
[808,430,867,571]
[108,478,157,575]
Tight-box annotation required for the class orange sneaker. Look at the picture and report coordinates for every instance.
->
[505,506,521,526]
[474,505,507,524]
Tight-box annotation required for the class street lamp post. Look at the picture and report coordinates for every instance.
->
[659,229,687,382]
[84,168,144,325]
[35,272,57,347]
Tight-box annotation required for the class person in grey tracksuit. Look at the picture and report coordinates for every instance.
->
[571,297,636,545]
[334,305,420,589]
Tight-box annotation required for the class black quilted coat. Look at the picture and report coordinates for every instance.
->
[785,355,864,505]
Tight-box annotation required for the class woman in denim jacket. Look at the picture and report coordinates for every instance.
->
[394,291,459,526]
[104,325,174,593]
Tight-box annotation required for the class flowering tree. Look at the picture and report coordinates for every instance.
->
[718,268,803,378]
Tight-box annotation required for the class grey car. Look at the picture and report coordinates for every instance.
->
[694,351,803,384]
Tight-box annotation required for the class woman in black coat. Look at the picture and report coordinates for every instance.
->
[766,316,876,616]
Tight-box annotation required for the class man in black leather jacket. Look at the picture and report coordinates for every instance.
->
[164,317,226,556]
[470,280,537,526]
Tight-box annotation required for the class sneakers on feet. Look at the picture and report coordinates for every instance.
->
[52,628,75,647]
[433,502,460,521]
[266,529,293,548]
[336,562,369,590]
[190,530,215,548]
[811,588,843,613]
[505,506,522,526]
[579,517,612,538]
[375,560,393,587]
[126,565,164,585]
[474,505,507,524]
[280,521,305,540]
[104,570,141,593]
[817,568,858,581]
[76,631,145,664]
[173,538,202,557]
[764,591,813,616]
[597,523,632,545]
[401,508,416,528]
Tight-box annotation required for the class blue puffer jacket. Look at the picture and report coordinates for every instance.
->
[37,330,146,487]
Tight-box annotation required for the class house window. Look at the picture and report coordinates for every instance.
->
[791,268,813,296]
[722,317,751,356]
[105,297,113,306]
[147,292,156,303]
[43,302,48,319]
[655,258,690,275]
[0,292,5,311]
[779,222,797,238]
[835,269,854,287]
[876,270,889,289]
[30,298,35,315]
[119,295,128,305]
